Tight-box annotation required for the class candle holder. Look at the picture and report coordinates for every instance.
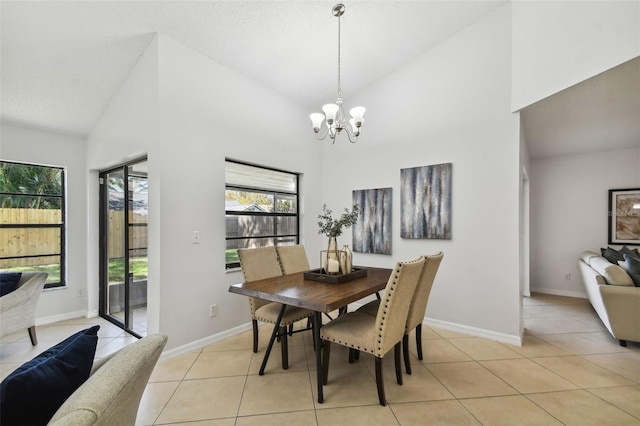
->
[321,249,345,275]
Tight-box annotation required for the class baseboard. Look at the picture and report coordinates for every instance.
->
[529,287,587,299]
[160,322,253,361]
[35,310,88,326]
[424,317,523,347]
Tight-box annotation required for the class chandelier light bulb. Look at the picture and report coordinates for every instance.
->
[310,113,325,132]
[349,107,366,126]
[322,104,339,125]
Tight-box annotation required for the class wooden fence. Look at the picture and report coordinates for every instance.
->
[0,208,147,268]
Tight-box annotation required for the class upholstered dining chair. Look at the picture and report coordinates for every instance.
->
[238,247,314,369]
[357,252,444,374]
[0,272,48,345]
[320,256,425,406]
[276,244,311,274]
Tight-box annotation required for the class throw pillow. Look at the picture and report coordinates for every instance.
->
[589,257,634,286]
[620,245,640,260]
[623,254,640,287]
[0,325,100,426]
[602,247,625,264]
[0,272,22,297]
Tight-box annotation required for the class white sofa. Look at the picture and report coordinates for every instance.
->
[578,251,640,346]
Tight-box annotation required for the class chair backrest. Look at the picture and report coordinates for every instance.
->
[374,256,425,357]
[48,334,168,426]
[0,272,48,337]
[238,247,283,314]
[276,245,311,274]
[406,252,444,332]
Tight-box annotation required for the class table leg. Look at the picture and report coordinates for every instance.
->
[259,303,287,376]
[313,311,324,403]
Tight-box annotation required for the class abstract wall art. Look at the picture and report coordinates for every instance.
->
[352,187,392,255]
[400,163,452,240]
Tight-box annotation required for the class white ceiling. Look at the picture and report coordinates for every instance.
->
[521,56,640,159]
[1,1,638,159]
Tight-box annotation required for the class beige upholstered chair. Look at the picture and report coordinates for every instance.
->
[0,272,48,345]
[320,256,425,406]
[238,247,313,369]
[276,244,311,274]
[358,252,443,374]
[48,334,167,425]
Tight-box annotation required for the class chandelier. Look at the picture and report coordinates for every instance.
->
[310,3,365,144]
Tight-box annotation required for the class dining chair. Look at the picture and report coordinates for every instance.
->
[357,252,443,374]
[320,256,425,406]
[276,244,311,274]
[238,247,314,369]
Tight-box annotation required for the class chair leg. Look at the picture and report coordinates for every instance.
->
[620,340,628,347]
[322,340,331,385]
[403,333,412,375]
[289,323,294,336]
[374,357,387,406]
[280,326,289,369]
[28,326,38,346]
[252,320,259,353]
[416,324,423,360]
[348,348,356,363]
[394,342,403,385]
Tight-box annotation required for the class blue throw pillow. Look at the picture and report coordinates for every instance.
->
[0,272,22,297]
[623,254,640,287]
[0,325,100,425]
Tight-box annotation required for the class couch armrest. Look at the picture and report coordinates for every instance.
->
[599,285,640,343]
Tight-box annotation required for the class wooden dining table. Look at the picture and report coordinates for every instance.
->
[229,266,392,403]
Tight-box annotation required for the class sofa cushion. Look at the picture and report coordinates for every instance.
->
[0,272,22,297]
[623,254,640,287]
[589,257,634,286]
[0,325,100,425]
[601,247,625,264]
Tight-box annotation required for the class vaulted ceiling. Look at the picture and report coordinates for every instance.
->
[1,1,638,159]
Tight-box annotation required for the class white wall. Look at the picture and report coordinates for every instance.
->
[0,123,89,322]
[512,1,640,110]
[86,37,160,326]
[530,147,640,297]
[86,34,323,349]
[318,5,522,343]
[153,35,323,349]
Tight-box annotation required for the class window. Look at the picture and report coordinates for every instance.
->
[0,161,66,289]
[225,160,299,269]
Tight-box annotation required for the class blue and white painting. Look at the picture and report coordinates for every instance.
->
[352,188,392,255]
[400,163,452,239]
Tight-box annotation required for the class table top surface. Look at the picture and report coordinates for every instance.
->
[229,266,392,313]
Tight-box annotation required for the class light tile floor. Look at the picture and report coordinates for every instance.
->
[1,293,639,425]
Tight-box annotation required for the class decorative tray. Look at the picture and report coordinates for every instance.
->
[304,267,367,284]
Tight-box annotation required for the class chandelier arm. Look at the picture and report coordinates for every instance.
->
[314,127,330,141]
[342,126,359,144]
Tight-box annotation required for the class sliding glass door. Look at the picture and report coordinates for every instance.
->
[99,158,148,337]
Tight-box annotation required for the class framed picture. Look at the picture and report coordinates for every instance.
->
[608,188,640,245]
[400,163,452,239]
[352,188,392,255]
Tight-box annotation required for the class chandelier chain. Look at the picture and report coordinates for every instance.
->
[337,14,341,98]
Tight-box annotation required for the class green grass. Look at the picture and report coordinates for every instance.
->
[108,257,148,283]
[226,249,239,264]
[3,257,148,285]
